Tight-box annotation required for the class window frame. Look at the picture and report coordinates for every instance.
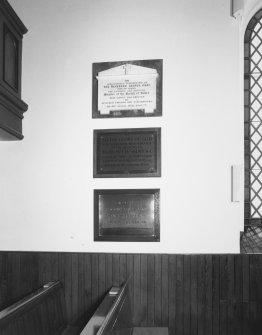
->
[244,8,262,226]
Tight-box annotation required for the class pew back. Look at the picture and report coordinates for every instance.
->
[80,282,132,335]
[80,281,168,335]
[0,281,68,335]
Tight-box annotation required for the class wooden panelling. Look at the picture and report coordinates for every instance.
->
[0,252,262,335]
[0,1,28,140]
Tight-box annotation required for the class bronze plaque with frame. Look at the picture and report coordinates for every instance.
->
[92,59,162,118]
[93,128,161,178]
[94,189,160,242]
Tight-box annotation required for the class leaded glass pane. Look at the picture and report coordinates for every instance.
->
[245,10,262,224]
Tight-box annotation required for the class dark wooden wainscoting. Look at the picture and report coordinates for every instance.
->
[0,252,262,335]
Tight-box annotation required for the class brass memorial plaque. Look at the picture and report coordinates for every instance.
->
[93,128,161,178]
[92,59,162,118]
[94,189,160,242]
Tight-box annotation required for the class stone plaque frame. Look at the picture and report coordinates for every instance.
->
[94,189,160,242]
[93,128,161,178]
[92,59,162,118]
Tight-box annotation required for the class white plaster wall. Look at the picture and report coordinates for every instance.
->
[0,0,245,253]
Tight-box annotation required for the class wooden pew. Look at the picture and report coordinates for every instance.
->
[0,281,80,335]
[0,280,168,335]
[80,281,169,335]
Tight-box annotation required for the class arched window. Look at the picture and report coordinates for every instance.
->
[244,9,262,226]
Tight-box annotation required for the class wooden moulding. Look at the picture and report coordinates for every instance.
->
[0,86,28,140]
[0,1,28,36]
[0,0,28,140]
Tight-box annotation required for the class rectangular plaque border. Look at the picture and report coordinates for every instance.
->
[94,189,160,242]
[92,59,163,118]
[93,128,161,178]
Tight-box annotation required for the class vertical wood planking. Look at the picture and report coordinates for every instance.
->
[38,253,50,285]
[197,255,213,335]
[197,256,204,335]
[1,252,262,335]
[219,300,228,335]
[77,253,85,319]
[242,300,249,335]
[105,253,113,291]
[154,254,161,326]
[233,255,243,335]
[250,255,262,301]
[7,252,21,305]
[183,255,190,335]
[212,255,220,335]
[98,253,106,297]
[147,254,155,326]
[175,255,183,335]
[127,254,134,319]
[17,315,26,335]
[64,253,72,323]
[19,253,39,300]
[249,301,259,335]
[228,255,235,300]
[133,254,141,326]
[168,255,176,334]
[0,253,8,309]
[71,253,79,322]
[58,252,65,287]
[140,254,147,326]
[219,255,230,335]
[91,254,99,306]
[227,255,235,335]
[257,303,262,335]
[50,252,59,281]
[83,253,92,315]
[112,254,120,286]
[119,254,127,284]
[190,255,198,335]
[242,254,249,303]
[201,255,213,335]
[220,255,228,301]
[161,254,168,327]
[234,255,243,301]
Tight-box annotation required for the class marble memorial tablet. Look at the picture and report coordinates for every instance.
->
[92,59,162,118]
[94,189,160,242]
[93,128,161,178]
